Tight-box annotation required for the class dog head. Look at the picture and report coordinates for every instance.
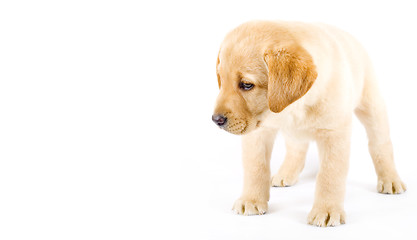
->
[212,21,317,135]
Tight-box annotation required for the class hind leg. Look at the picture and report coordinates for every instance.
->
[355,91,406,194]
[271,138,308,187]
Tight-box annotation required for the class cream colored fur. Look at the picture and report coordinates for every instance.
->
[213,21,406,227]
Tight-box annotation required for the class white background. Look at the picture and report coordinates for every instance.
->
[0,0,416,239]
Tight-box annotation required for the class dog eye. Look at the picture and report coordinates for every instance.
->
[239,82,254,91]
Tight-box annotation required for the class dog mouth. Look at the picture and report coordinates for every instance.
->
[213,112,259,135]
[224,119,248,135]
[220,114,252,135]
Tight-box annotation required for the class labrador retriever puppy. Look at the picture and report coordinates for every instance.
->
[212,20,406,227]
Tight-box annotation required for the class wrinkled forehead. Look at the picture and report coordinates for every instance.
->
[217,45,267,86]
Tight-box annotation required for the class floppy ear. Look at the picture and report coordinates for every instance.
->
[264,46,317,113]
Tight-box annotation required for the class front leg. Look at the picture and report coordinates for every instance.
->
[232,128,277,216]
[272,138,309,187]
[308,125,351,227]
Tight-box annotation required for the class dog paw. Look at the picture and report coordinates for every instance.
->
[232,199,268,216]
[307,207,346,227]
[377,177,406,194]
[271,172,298,187]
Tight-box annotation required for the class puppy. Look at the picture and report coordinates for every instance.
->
[212,21,406,227]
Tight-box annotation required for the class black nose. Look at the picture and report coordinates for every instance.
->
[212,114,227,127]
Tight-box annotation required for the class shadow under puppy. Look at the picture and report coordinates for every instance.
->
[212,20,406,227]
